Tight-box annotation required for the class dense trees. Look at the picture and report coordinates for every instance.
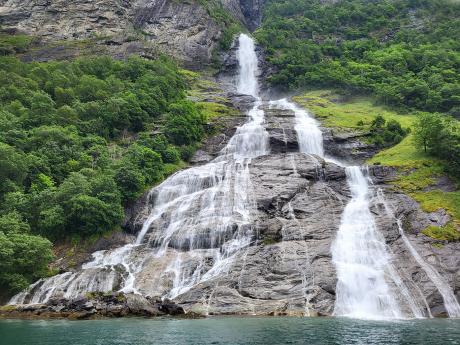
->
[413,113,459,175]
[0,51,207,297]
[256,0,460,113]
[257,0,460,174]
[368,115,409,148]
[0,212,53,297]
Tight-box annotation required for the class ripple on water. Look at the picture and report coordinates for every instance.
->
[1,317,460,345]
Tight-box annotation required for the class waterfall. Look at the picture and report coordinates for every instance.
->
[9,32,459,321]
[376,190,460,318]
[237,34,259,97]
[269,98,324,157]
[331,166,402,319]
[10,33,268,305]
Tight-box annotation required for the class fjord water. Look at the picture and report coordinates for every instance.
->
[2,317,460,345]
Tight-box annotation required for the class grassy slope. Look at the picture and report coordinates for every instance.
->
[294,90,460,241]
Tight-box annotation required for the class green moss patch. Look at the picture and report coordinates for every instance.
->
[293,90,415,131]
[422,223,460,242]
[295,89,460,241]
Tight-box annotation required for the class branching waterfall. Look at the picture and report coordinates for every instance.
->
[269,84,430,320]
[8,33,460,320]
[10,33,269,304]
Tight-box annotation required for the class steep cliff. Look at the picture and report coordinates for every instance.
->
[0,0,265,66]
[1,2,458,321]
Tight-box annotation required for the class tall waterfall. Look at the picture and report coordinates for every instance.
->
[10,33,268,305]
[8,33,459,321]
[331,167,402,319]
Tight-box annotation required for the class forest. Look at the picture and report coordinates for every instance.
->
[0,52,207,298]
[255,0,460,174]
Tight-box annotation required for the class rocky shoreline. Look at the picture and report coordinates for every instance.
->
[2,97,458,320]
[0,292,190,320]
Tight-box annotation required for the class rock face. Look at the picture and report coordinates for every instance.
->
[173,152,345,316]
[0,292,187,319]
[239,0,265,31]
[322,128,377,164]
[0,0,265,66]
[7,99,459,318]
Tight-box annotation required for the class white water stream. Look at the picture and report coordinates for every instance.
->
[9,34,459,320]
[376,190,460,318]
[269,98,324,157]
[10,33,268,305]
[331,167,402,319]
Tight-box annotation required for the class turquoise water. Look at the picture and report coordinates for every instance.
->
[1,317,459,345]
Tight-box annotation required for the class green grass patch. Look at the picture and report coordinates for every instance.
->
[412,190,460,222]
[391,163,443,191]
[0,33,34,55]
[422,223,460,242]
[293,90,415,131]
[371,138,460,238]
[294,89,460,241]
[368,134,434,168]
[198,102,235,120]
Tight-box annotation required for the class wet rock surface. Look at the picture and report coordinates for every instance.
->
[4,99,459,319]
[0,292,187,319]
[322,127,377,164]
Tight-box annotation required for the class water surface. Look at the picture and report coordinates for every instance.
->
[1,317,459,345]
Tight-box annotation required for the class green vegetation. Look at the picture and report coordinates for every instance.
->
[256,0,460,113]
[293,90,415,130]
[0,36,213,297]
[367,115,409,148]
[0,33,34,56]
[413,112,459,175]
[196,0,244,51]
[0,212,54,299]
[423,223,460,242]
[295,90,460,241]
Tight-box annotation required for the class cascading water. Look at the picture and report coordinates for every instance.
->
[331,166,402,319]
[10,33,268,305]
[269,95,414,320]
[9,32,459,321]
[269,99,324,157]
[376,190,460,318]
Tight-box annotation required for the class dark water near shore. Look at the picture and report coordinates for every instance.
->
[1,317,459,345]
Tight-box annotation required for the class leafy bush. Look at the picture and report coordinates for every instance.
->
[413,112,460,175]
[369,115,409,148]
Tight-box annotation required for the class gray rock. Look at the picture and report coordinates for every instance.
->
[125,293,161,316]
[0,0,267,68]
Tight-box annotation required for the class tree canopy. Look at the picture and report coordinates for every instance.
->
[256,0,460,114]
[0,52,207,298]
